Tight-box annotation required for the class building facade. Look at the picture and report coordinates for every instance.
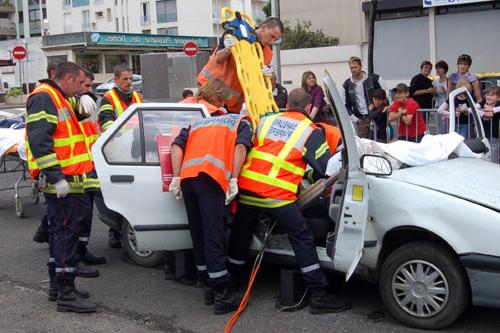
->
[0,0,16,41]
[45,0,267,37]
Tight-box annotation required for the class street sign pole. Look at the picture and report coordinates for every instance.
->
[23,40,29,94]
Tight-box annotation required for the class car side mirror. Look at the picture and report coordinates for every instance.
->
[360,154,392,176]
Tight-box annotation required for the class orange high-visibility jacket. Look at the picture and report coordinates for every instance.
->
[180,113,249,192]
[315,122,342,154]
[25,83,93,181]
[238,111,316,208]
[104,88,143,118]
[197,44,273,113]
[99,88,142,132]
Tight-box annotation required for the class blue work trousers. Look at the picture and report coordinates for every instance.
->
[181,173,230,287]
[47,193,91,283]
[228,202,328,289]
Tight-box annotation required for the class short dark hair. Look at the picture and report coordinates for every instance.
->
[457,54,472,67]
[182,89,194,98]
[435,60,449,73]
[114,64,132,78]
[84,69,94,81]
[261,17,284,33]
[54,61,83,81]
[420,60,432,69]
[392,83,409,93]
[287,88,311,110]
[46,60,62,78]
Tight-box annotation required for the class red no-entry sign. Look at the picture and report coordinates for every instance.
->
[183,42,198,57]
[12,45,27,61]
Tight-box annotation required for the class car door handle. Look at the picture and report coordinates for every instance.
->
[110,175,134,183]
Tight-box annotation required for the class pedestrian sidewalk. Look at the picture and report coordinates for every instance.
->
[0,103,25,110]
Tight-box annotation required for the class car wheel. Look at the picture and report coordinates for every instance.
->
[122,220,164,268]
[379,241,469,330]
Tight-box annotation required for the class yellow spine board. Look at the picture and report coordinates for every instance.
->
[221,7,279,130]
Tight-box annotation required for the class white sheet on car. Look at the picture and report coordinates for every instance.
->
[0,128,25,159]
[355,132,481,168]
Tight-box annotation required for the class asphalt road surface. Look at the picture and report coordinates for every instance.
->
[1,106,499,332]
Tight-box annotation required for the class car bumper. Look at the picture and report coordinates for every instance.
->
[460,253,500,308]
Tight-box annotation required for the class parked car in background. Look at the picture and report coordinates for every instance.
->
[477,72,500,90]
[95,74,142,96]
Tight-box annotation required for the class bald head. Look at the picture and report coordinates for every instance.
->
[287,88,312,111]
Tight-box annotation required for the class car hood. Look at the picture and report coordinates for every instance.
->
[390,158,500,211]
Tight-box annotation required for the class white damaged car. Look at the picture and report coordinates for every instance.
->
[93,73,500,330]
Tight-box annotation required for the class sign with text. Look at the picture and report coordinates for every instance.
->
[423,0,492,7]
[89,32,209,48]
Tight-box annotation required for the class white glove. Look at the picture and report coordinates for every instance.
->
[55,179,69,198]
[349,114,359,124]
[169,177,182,200]
[225,178,239,205]
[261,66,273,78]
[223,35,237,52]
[79,95,97,116]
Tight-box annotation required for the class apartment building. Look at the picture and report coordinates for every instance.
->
[0,0,16,40]
[45,0,266,37]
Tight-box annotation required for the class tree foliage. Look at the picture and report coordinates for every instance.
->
[281,20,339,50]
[262,0,271,17]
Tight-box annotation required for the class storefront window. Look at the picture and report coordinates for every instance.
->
[76,53,101,73]
[105,54,129,73]
[131,54,141,75]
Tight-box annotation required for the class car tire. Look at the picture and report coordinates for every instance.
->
[122,220,164,268]
[379,241,469,330]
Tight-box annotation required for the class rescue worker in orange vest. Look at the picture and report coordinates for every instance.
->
[227,88,352,314]
[98,64,143,247]
[32,68,105,277]
[197,17,283,113]
[170,79,253,315]
[72,70,107,276]
[25,62,97,313]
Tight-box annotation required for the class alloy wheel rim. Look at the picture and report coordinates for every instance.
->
[391,259,449,318]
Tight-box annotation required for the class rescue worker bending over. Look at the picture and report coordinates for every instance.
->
[198,17,283,113]
[98,64,143,248]
[227,88,352,314]
[26,62,97,313]
[170,79,253,315]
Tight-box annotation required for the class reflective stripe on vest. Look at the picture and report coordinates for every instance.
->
[106,89,143,118]
[180,114,247,191]
[25,83,93,184]
[239,113,314,207]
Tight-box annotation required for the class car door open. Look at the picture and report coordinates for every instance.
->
[92,103,209,252]
[323,72,370,280]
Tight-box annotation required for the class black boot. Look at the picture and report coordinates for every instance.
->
[33,216,49,244]
[49,265,90,301]
[56,285,97,313]
[108,228,122,249]
[76,261,100,278]
[213,284,240,315]
[82,251,106,265]
[309,288,352,314]
[204,285,215,306]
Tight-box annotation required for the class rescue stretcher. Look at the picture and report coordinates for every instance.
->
[0,111,42,218]
[221,7,279,128]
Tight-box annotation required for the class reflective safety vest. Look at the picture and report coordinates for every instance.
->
[68,95,100,190]
[180,113,249,192]
[197,44,273,113]
[180,96,222,115]
[25,83,93,193]
[315,122,341,154]
[100,88,142,131]
[238,112,315,208]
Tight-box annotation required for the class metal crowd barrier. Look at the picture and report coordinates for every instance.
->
[368,108,499,164]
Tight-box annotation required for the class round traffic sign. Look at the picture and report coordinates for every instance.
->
[12,45,27,61]
[183,42,198,57]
